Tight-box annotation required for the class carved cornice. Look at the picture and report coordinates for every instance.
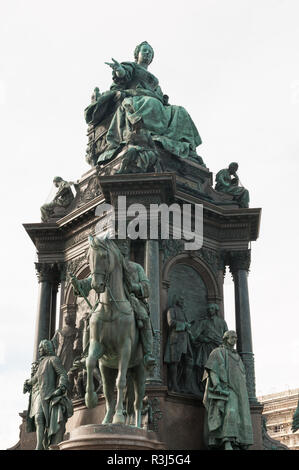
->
[64,225,95,251]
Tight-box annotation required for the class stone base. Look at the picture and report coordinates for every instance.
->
[11,389,265,450]
[65,387,206,450]
[58,423,166,450]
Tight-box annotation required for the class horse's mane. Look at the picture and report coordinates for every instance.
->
[89,236,133,300]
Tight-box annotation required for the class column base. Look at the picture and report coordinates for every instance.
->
[58,423,166,450]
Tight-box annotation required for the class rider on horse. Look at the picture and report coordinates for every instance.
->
[117,239,155,368]
[70,238,155,368]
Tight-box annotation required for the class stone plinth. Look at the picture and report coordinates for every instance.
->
[65,388,207,450]
[58,423,166,450]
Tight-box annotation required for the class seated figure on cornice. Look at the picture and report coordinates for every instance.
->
[215,162,249,208]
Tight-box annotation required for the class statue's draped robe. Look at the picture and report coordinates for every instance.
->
[54,181,74,208]
[85,62,202,163]
[40,181,74,222]
[215,169,249,208]
[52,327,78,372]
[164,305,193,364]
[194,316,228,369]
[203,346,253,448]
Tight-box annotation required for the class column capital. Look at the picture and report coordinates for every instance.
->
[217,251,230,271]
[35,262,66,283]
[229,250,251,275]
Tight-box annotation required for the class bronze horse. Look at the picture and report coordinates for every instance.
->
[84,235,146,427]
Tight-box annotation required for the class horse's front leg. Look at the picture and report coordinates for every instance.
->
[85,315,104,409]
[100,364,117,424]
[113,339,131,424]
[133,362,145,428]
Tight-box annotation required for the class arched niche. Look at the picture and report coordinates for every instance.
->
[161,253,220,334]
[160,254,220,392]
[162,254,220,306]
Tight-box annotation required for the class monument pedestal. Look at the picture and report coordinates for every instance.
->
[58,423,166,450]
[21,169,266,450]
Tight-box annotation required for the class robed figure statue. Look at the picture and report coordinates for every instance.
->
[202,330,253,450]
[84,41,204,166]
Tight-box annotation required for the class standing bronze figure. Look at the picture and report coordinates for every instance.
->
[164,295,194,393]
[203,330,253,450]
[23,340,73,450]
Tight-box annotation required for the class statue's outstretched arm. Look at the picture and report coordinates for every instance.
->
[105,58,126,78]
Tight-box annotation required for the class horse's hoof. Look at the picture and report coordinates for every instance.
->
[102,412,113,424]
[112,412,126,425]
[85,391,98,409]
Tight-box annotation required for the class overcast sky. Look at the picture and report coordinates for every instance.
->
[1,0,299,449]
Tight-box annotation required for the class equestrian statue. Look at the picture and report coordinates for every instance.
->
[70,235,155,427]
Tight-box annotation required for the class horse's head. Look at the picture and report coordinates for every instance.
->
[88,235,116,294]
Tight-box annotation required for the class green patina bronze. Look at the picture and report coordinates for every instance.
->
[23,339,73,450]
[164,295,194,394]
[215,162,249,208]
[84,41,204,165]
[40,176,75,222]
[192,303,228,396]
[51,313,81,373]
[70,236,155,427]
[203,330,253,450]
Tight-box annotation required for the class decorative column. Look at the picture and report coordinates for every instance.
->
[58,280,66,329]
[217,251,228,319]
[145,239,162,384]
[33,262,64,360]
[229,250,258,404]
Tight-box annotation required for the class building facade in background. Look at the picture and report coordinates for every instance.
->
[259,389,299,450]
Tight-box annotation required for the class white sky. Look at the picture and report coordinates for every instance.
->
[0,0,299,449]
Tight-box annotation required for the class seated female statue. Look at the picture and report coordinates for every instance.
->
[85,41,204,166]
